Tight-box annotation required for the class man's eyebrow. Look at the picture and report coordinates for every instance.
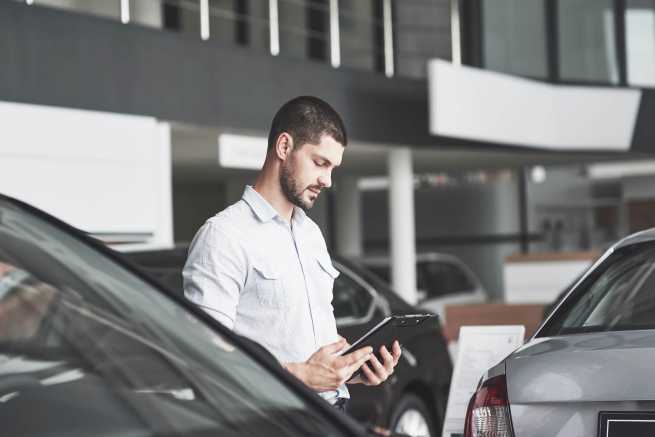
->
[314,154,339,167]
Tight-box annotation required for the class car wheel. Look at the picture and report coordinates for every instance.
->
[389,393,435,437]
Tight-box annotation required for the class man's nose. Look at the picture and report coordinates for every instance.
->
[318,171,332,189]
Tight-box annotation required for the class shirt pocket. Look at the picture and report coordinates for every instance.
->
[252,261,288,309]
[315,255,340,304]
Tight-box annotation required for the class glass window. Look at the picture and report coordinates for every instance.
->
[546,244,655,335]
[627,0,655,87]
[333,269,373,320]
[0,198,348,437]
[366,265,390,284]
[558,0,619,83]
[32,0,121,21]
[339,0,384,72]
[419,261,475,299]
[162,0,201,36]
[482,0,548,78]
[208,0,239,44]
[277,0,329,62]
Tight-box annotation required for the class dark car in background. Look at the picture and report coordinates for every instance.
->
[0,194,373,437]
[358,253,487,325]
[126,248,453,437]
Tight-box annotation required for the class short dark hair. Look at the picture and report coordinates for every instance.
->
[267,96,347,151]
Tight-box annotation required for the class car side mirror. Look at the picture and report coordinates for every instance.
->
[416,289,427,302]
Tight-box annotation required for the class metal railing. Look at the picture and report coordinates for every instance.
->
[21,0,444,79]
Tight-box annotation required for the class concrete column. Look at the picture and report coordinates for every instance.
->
[335,176,362,258]
[388,147,417,304]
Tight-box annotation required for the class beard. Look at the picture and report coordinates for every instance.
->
[280,159,315,212]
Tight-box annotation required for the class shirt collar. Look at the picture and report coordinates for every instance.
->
[242,185,308,226]
[242,186,278,223]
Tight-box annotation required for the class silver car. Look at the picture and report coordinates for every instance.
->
[465,228,655,437]
[358,253,487,323]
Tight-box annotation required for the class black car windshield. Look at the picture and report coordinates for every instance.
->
[0,198,349,437]
[545,243,655,336]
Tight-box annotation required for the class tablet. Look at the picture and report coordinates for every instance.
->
[340,314,435,380]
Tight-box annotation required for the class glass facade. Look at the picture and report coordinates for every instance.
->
[478,0,655,87]
[339,0,384,72]
[278,0,329,62]
[482,0,548,79]
[558,0,619,83]
[626,0,655,86]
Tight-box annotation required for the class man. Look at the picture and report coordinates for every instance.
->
[183,96,401,411]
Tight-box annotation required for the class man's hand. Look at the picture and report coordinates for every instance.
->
[284,338,373,392]
[349,340,402,386]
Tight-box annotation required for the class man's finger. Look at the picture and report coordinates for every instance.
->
[321,338,348,355]
[347,351,372,374]
[380,346,395,373]
[361,362,380,385]
[369,353,389,380]
[337,335,351,347]
[392,340,402,365]
[336,346,372,367]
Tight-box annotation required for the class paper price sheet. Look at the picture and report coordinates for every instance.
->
[442,325,525,437]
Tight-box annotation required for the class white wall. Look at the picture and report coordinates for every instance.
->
[0,101,173,249]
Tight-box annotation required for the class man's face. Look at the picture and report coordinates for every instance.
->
[280,134,344,211]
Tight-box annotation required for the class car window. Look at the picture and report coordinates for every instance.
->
[0,199,349,437]
[546,243,655,335]
[333,268,373,321]
[419,261,475,299]
[366,265,390,284]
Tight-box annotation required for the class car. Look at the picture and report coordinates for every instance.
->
[464,228,655,437]
[356,253,487,323]
[126,248,453,437]
[0,193,380,437]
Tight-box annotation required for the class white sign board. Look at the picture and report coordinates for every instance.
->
[442,325,525,437]
[218,133,267,170]
[427,59,640,151]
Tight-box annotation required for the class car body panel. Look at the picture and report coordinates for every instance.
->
[508,331,655,404]
[472,229,655,437]
[0,193,369,437]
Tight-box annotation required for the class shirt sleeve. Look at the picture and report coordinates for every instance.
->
[182,220,247,330]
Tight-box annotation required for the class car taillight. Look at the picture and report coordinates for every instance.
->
[463,375,514,437]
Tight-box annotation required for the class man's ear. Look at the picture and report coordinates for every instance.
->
[275,132,294,161]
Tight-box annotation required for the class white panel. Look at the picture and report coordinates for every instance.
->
[218,133,267,170]
[503,260,592,303]
[0,101,170,245]
[428,60,641,150]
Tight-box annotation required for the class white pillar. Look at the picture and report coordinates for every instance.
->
[388,148,417,304]
[329,0,341,68]
[335,176,362,258]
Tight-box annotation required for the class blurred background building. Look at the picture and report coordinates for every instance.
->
[2,0,655,305]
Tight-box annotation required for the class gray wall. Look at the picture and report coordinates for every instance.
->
[173,181,227,243]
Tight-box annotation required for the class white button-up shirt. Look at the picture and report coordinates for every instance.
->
[183,186,348,402]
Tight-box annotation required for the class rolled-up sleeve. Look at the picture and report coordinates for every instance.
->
[182,221,246,330]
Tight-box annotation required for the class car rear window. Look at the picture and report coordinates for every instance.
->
[543,243,655,336]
